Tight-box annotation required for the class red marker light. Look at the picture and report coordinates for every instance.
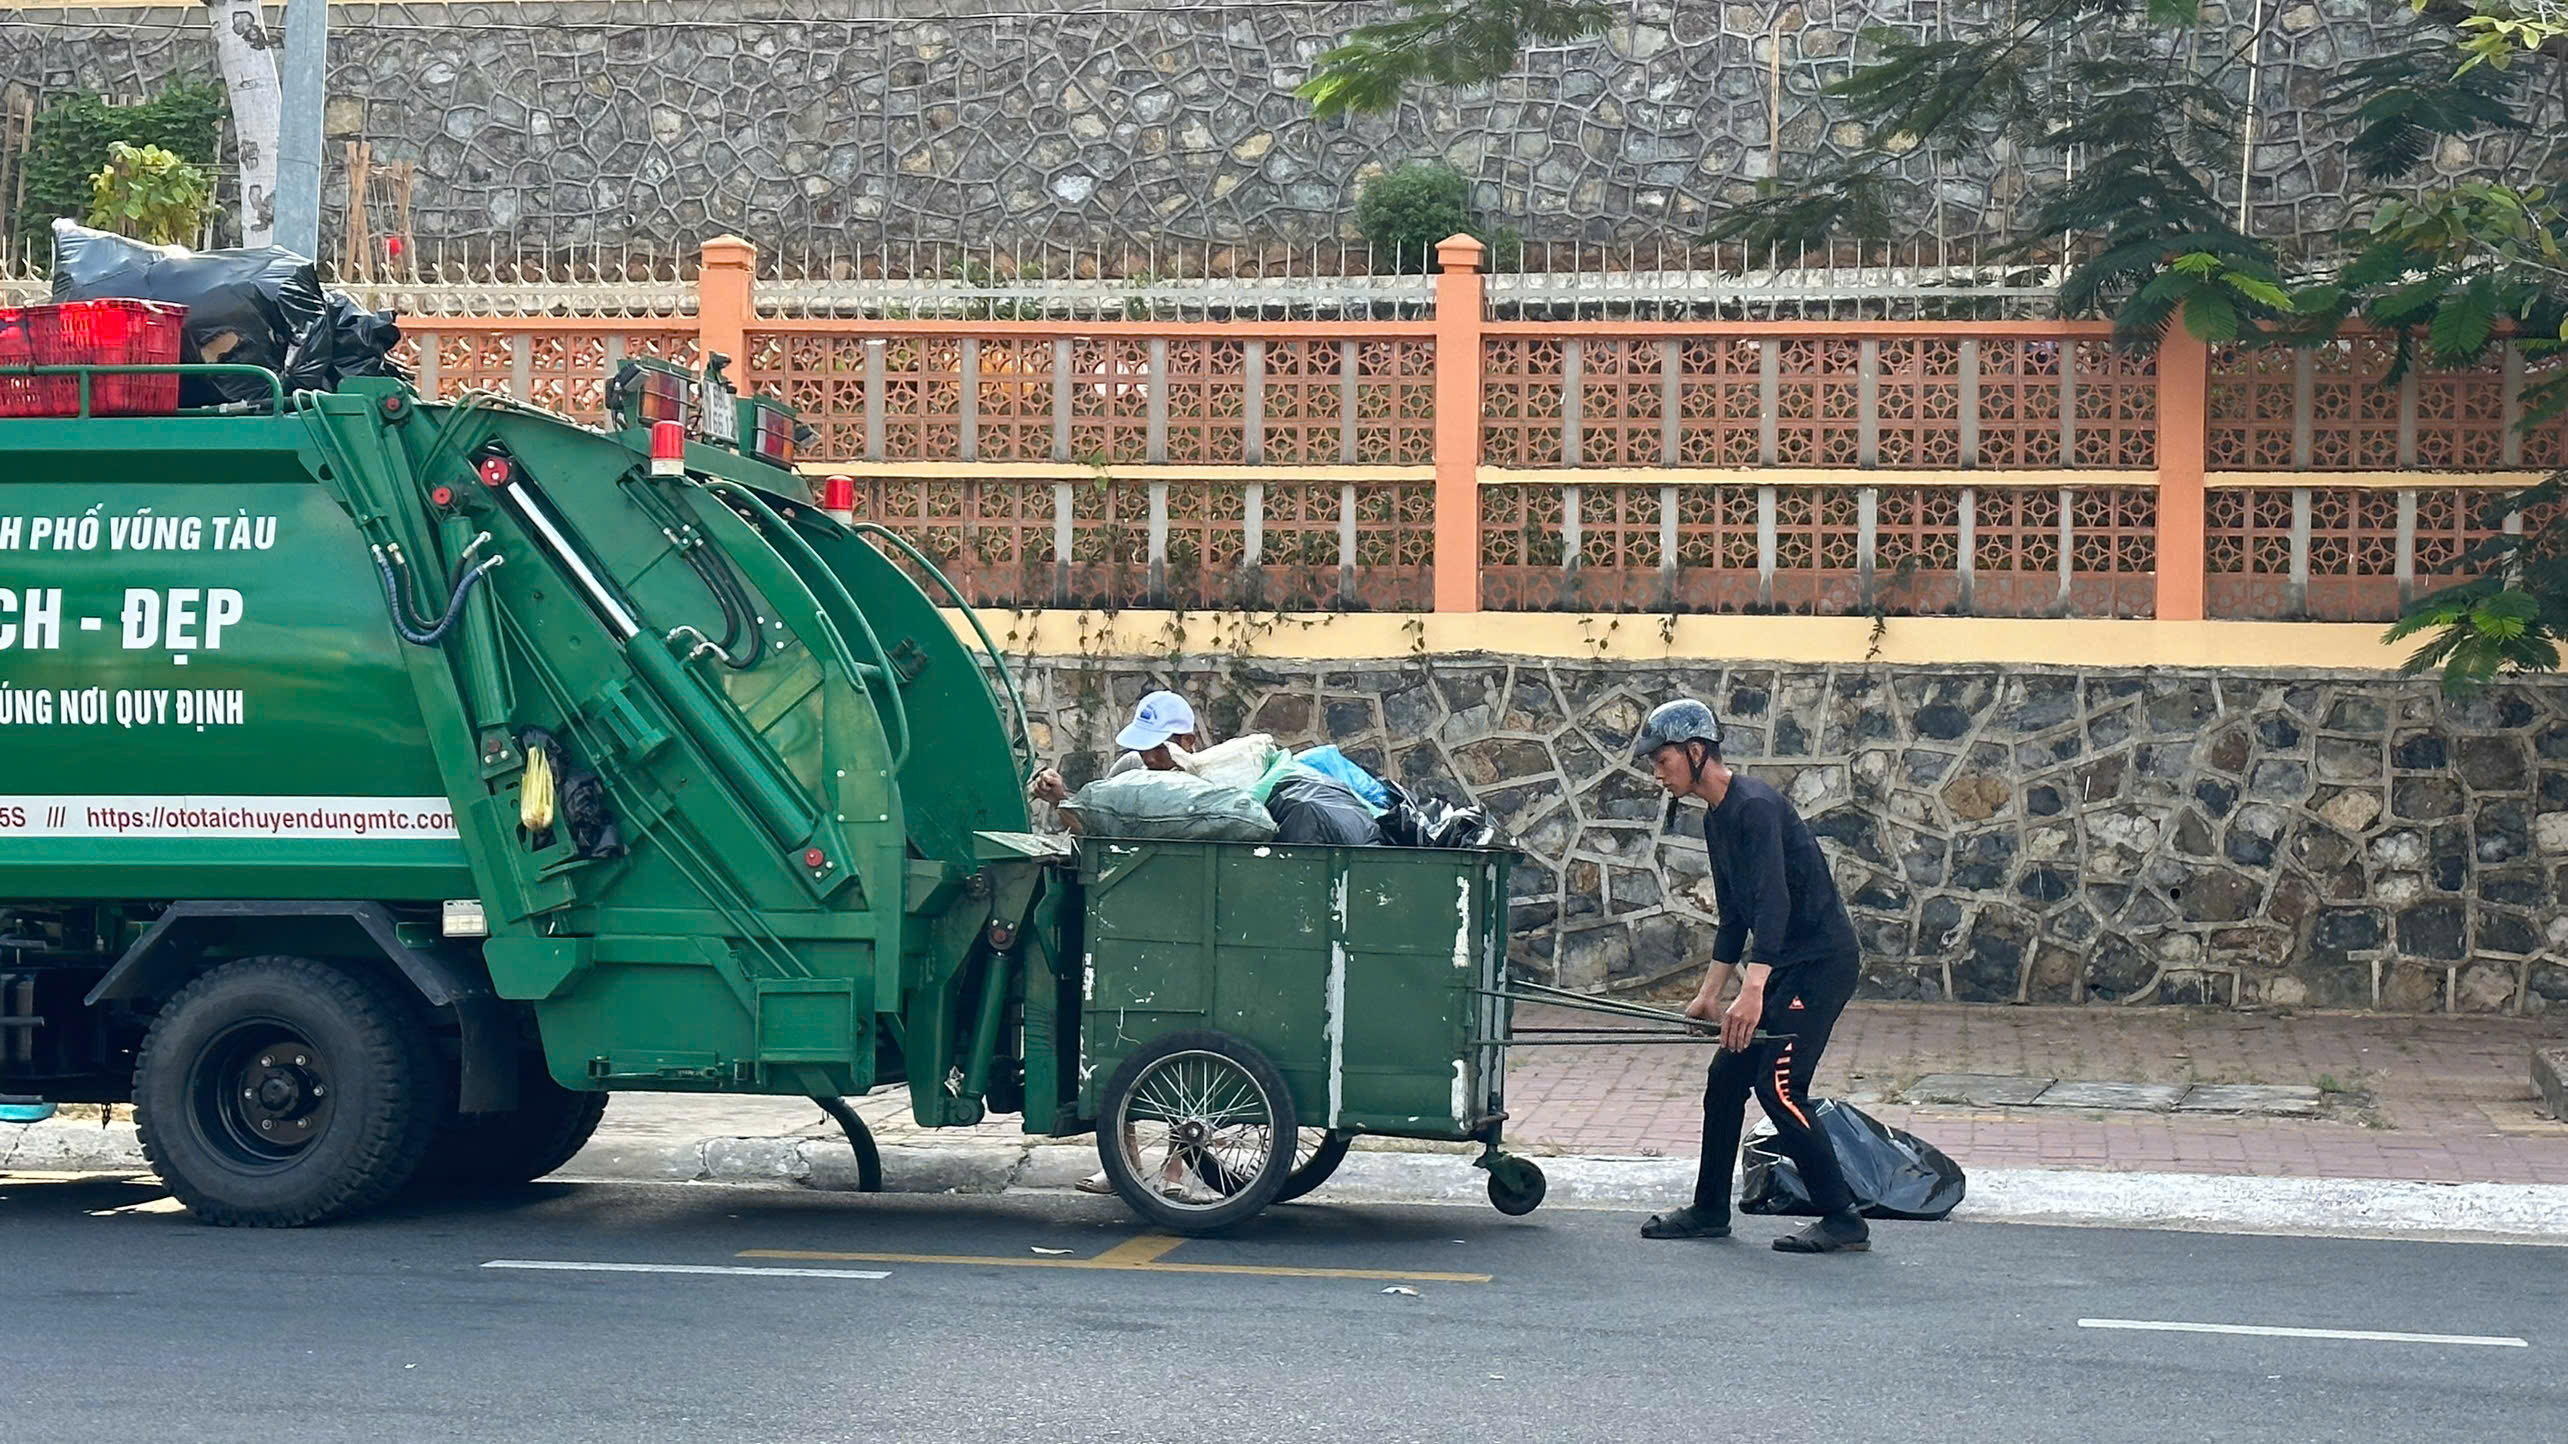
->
[650,420,687,477]
[430,485,455,507]
[477,455,513,488]
[803,848,828,870]
[821,475,856,524]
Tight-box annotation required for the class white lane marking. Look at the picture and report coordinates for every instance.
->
[482,1259,890,1281]
[2079,1318,2528,1348]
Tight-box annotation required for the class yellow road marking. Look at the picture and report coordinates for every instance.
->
[739,1239,1492,1284]
[1089,1233,1186,1266]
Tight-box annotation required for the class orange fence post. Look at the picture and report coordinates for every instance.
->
[1432,233,1487,613]
[2155,319,2209,622]
[698,234,756,375]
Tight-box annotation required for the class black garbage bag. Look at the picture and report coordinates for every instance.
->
[1266,774,1385,846]
[1375,780,1502,850]
[50,219,328,406]
[281,291,408,391]
[558,766,627,860]
[1738,1099,1966,1221]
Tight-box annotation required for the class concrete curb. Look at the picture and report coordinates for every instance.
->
[1954,1169,2568,1245]
[553,1135,2568,1244]
[0,1118,143,1173]
[15,1118,2568,1244]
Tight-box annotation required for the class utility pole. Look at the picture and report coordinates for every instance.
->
[274,0,327,258]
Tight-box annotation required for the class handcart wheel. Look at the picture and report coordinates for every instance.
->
[1195,1128,1354,1204]
[1098,1030,1299,1236]
[1485,1154,1547,1217]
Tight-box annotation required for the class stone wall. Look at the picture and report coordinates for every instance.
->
[4,0,2549,259]
[1014,652,2568,1015]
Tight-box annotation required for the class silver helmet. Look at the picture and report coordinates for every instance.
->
[1634,698,1722,760]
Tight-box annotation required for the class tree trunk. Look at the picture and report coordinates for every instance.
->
[203,0,281,248]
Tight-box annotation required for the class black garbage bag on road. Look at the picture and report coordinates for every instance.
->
[1266,774,1385,846]
[1738,1098,1967,1221]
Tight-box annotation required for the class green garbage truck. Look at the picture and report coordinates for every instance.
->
[0,338,1547,1234]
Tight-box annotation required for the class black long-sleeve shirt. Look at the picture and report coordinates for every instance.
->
[1703,774,1859,974]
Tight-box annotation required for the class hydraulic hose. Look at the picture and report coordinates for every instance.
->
[627,472,767,669]
[676,533,767,669]
[371,544,502,647]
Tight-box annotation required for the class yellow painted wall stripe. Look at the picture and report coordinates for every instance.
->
[947,609,2424,673]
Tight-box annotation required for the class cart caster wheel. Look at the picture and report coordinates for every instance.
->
[1486,1156,1547,1217]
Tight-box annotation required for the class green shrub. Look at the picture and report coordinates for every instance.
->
[88,142,211,245]
[15,80,227,263]
[1355,163,1522,273]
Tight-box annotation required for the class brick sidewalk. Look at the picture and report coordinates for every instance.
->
[1500,1003,2568,1186]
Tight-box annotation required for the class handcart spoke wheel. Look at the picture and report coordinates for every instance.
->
[1098,1030,1298,1236]
[1195,1127,1354,1203]
[1484,1154,1547,1217]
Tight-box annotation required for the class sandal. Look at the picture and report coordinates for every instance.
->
[1772,1210,1871,1254]
[1640,1205,1733,1240]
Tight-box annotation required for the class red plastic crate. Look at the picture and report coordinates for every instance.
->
[0,307,75,419]
[27,299,187,416]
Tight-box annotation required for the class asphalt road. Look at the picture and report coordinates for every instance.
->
[1,1172,2559,1444]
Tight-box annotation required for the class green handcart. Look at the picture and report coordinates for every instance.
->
[1020,834,1548,1235]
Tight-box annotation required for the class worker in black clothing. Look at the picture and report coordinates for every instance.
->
[1632,698,1871,1254]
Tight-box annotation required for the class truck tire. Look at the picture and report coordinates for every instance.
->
[414,1061,610,1193]
[134,956,442,1227]
[1097,1029,1298,1236]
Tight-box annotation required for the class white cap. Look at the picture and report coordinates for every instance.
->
[1115,690,1197,751]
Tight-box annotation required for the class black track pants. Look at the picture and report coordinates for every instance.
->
[1693,956,1860,1218]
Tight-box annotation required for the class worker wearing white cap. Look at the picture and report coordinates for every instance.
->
[1028,688,1216,1200]
[1029,689,1205,804]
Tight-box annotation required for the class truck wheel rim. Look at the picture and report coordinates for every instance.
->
[187,1019,334,1170]
[1114,1050,1278,1210]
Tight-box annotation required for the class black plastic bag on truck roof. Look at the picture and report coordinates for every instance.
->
[1266,774,1385,847]
[50,219,325,407]
[1738,1098,1966,1222]
[281,292,409,392]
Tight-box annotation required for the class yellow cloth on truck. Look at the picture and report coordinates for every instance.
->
[520,745,557,832]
